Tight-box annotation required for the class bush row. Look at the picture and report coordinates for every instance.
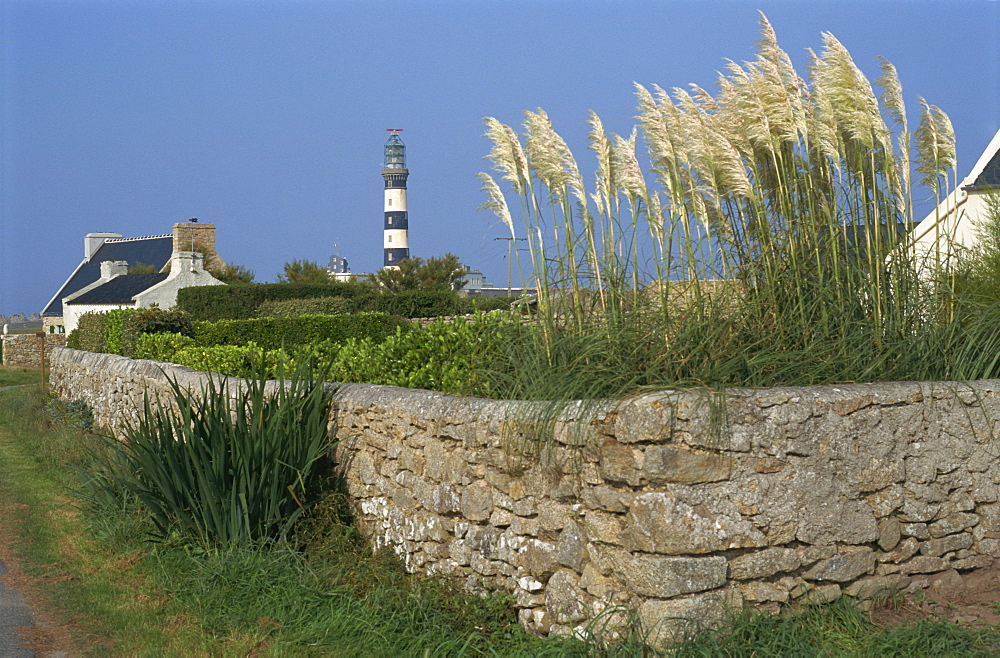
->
[176,283,362,321]
[178,282,517,322]
[193,313,410,350]
[136,312,520,395]
[67,308,193,356]
[329,313,518,395]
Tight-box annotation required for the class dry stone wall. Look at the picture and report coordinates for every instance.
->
[1,333,66,368]
[49,346,1000,648]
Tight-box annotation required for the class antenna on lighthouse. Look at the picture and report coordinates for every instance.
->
[382,130,409,268]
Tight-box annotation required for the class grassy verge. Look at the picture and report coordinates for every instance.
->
[0,381,226,654]
[0,365,39,387]
[0,381,586,655]
[671,598,1000,657]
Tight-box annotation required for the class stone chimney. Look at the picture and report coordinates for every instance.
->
[172,222,224,271]
[84,232,123,260]
[100,260,128,279]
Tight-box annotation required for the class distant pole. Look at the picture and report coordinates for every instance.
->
[35,331,46,393]
[494,237,526,295]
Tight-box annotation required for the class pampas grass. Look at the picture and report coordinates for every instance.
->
[477,12,999,400]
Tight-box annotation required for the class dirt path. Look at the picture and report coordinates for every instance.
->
[0,505,87,656]
[0,555,34,657]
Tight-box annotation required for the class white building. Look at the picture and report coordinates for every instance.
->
[61,250,224,333]
[44,221,226,333]
[911,129,1000,264]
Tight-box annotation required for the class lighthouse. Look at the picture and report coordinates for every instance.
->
[382,129,409,268]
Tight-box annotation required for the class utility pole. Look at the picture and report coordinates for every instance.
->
[494,237,526,295]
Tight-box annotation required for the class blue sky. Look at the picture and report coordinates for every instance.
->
[2,0,999,314]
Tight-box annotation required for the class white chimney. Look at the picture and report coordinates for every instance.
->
[100,260,128,279]
[84,232,122,260]
[168,251,204,277]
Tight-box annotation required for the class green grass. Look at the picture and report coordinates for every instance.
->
[0,365,39,387]
[0,382,585,655]
[671,599,1000,657]
[2,323,43,335]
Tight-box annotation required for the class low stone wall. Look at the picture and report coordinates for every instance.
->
[49,347,1000,647]
[1,333,67,367]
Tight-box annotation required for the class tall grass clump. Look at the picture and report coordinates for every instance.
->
[86,358,334,546]
[479,13,1000,399]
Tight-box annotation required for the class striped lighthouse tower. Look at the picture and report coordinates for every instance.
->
[382,129,409,268]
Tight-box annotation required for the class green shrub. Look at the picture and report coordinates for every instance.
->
[466,296,518,313]
[330,312,517,395]
[172,343,290,379]
[44,398,95,433]
[255,290,495,319]
[194,313,409,351]
[121,308,194,357]
[86,357,335,545]
[103,308,139,355]
[177,280,506,322]
[177,283,363,322]
[256,296,354,318]
[350,289,469,318]
[135,332,197,363]
[71,312,109,353]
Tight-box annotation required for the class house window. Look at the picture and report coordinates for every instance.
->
[388,235,392,243]
[388,217,393,225]
[388,253,394,262]
[388,199,392,207]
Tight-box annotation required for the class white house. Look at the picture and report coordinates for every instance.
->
[44,221,225,333]
[911,129,1000,264]
[61,250,224,333]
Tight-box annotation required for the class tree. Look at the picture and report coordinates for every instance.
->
[368,254,467,293]
[277,259,331,284]
[213,263,255,285]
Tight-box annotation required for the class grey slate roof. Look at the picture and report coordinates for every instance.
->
[968,148,1000,190]
[42,236,172,316]
[66,273,168,305]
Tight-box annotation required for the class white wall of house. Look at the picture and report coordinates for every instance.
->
[63,303,136,333]
[911,129,1000,268]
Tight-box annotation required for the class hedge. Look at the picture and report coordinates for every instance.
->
[67,312,108,353]
[177,281,519,322]
[135,332,196,363]
[176,283,363,321]
[103,309,139,356]
[256,296,353,318]
[66,308,194,357]
[193,312,411,350]
[257,290,518,319]
[329,312,519,395]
